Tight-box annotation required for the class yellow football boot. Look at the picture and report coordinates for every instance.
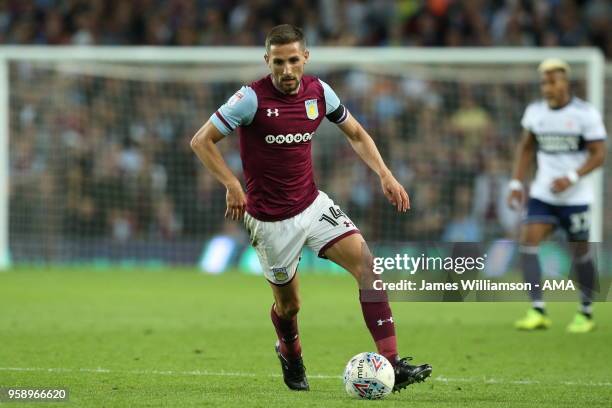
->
[515,308,551,330]
[566,313,596,333]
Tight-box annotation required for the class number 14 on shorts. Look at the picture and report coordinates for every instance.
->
[319,206,354,228]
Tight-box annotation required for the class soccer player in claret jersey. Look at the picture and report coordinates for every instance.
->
[190,24,432,391]
[508,59,607,333]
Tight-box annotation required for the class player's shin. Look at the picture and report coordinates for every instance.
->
[271,304,302,359]
[520,245,545,311]
[574,251,596,318]
[359,289,398,365]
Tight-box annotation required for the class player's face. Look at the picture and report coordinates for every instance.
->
[540,70,570,108]
[265,42,309,95]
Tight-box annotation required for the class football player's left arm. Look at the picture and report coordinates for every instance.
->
[551,140,606,193]
[337,113,409,212]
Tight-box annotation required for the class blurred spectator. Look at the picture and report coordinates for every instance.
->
[0,0,609,58]
[472,154,521,239]
[442,185,482,242]
[449,85,492,150]
[5,0,612,256]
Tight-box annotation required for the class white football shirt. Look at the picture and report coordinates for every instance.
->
[521,97,607,205]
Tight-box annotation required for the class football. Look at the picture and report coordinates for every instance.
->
[343,352,395,399]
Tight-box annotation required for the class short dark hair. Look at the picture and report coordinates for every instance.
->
[265,24,305,52]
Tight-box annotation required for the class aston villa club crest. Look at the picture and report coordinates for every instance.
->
[305,99,318,120]
[271,267,289,281]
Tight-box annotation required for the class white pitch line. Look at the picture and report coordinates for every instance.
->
[1,367,610,388]
[0,367,337,380]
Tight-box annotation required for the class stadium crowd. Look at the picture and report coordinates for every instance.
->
[0,0,610,58]
[12,64,605,248]
[6,0,612,257]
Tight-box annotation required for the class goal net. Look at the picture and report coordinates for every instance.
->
[0,47,606,269]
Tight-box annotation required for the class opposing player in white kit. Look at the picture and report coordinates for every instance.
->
[190,24,432,391]
[508,59,607,333]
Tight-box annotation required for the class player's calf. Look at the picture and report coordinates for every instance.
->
[359,289,398,363]
[270,304,302,359]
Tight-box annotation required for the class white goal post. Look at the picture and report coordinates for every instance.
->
[0,46,605,269]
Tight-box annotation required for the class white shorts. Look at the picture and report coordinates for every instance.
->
[244,191,360,285]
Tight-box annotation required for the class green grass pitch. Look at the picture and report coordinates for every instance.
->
[1,267,611,407]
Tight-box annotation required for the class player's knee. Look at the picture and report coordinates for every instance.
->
[519,236,539,247]
[519,228,544,246]
[276,300,300,319]
[357,263,374,281]
[570,241,590,259]
[349,248,375,282]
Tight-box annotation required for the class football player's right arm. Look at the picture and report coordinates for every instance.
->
[507,129,536,210]
[319,79,409,212]
[190,120,246,220]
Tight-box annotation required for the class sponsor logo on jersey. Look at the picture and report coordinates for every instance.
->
[305,99,318,120]
[536,133,582,153]
[264,132,314,144]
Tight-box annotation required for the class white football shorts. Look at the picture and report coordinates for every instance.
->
[243,191,360,285]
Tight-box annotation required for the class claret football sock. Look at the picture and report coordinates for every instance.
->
[359,289,398,365]
[271,303,302,360]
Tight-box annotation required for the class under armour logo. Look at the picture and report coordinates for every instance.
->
[377,317,393,326]
[267,108,279,117]
[344,221,353,228]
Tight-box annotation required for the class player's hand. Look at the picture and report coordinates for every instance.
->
[550,177,571,194]
[507,189,524,210]
[225,181,247,220]
[380,172,410,212]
